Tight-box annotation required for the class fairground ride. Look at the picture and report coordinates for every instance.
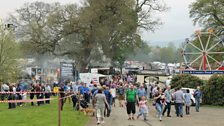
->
[182,29,224,70]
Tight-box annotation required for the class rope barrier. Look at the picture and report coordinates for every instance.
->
[0,94,76,103]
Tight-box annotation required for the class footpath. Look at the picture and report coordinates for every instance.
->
[86,101,224,126]
[86,102,165,126]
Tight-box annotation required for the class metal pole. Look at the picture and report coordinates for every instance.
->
[203,53,206,70]
[58,94,61,126]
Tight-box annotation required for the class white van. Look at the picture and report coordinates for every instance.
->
[171,87,202,106]
[79,73,107,86]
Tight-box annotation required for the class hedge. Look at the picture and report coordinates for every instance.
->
[202,74,224,106]
[171,74,203,89]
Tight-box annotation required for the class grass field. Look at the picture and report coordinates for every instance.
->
[0,96,89,126]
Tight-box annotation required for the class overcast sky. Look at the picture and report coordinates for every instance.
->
[0,0,197,46]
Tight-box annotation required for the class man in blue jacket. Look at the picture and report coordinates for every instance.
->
[194,86,201,112]
[104,85,112,117]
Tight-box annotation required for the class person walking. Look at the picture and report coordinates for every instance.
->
[194,86,201,112]
[95,89,109,125]
[40,84,45,105]
[30,83,35,106]
[45,84,51,104]
[59,85,65,111]
[137,96,149,121]
[35,84,41,106]
[16,84,22,106]
[83,83,90,103]
[137,85,147,103]
[91,84,98,110]
[125,84,139,120]
[173,87,184,117]
[184,89,191,115]
[154,89,165,121]
[117,83,125,107]
[8,85,16,109]
[103,85,112,117]
[110,85,116,107]
[162,85,172,117]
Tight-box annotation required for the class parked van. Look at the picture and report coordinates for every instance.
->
[171,87,202,106]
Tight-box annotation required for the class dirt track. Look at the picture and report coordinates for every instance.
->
[86,101,224,126]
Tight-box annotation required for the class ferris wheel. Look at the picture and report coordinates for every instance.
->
[182,29,224,70]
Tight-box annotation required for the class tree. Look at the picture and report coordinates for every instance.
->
[0,23,22,82]
[10,0,167,72]
[150,42,179,63]
[135,0,167,31]
[9,2,88,70]
[189,0,224,35]
[171,74,203,89]
[127,41,152,62]
[202,74,224,106]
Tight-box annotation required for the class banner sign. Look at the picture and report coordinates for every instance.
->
[182,70,224,74]
[60,62,74,80]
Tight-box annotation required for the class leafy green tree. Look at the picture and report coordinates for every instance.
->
[150,42,179,63]
[127,41,152,62]
[10,0,166,72]
[0,23,22,82]
[189,0,224,35]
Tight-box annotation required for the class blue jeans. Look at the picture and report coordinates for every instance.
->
[195,98,200,112]
[175,103,183,116]
[104,101,111,117]
[155,103,163,117]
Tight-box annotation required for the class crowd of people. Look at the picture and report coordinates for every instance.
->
[0,74,202,125]
[0,82,53,109]
[73,74,202,124]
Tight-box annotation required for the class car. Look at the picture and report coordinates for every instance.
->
[171,87,202,106]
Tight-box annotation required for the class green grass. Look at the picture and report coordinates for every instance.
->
[0,96,89,126]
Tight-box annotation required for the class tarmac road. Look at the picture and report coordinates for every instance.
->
[86,102,224,126]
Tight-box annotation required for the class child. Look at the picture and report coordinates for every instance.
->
[137,96,149,121]
[110,85,116,107]
[21,91,27,106]
[184,89,191,115]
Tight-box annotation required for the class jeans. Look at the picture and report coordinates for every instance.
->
[155,103,163,118]
[175,103,183,116]
[104,102,111,117]
[195,98,200,112]
[163,102,171,116]
[137,112,147,120]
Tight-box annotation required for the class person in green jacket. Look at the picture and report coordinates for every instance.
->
[125,84,139,120]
